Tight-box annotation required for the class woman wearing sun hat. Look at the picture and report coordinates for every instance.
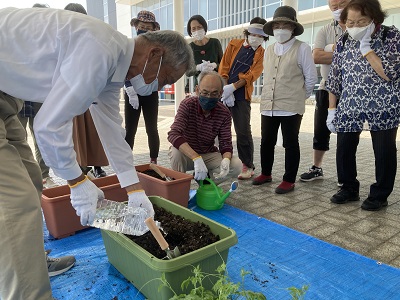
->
[218,17,269,180]
[253,6,317,194]
[124,10,161,165]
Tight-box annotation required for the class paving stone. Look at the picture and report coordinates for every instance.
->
[33,102,400,268]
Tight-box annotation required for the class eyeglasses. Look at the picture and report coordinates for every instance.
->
[199,90,220,98]
[272,22,294,30]
[345,19,372,27]
[137,25,155,31]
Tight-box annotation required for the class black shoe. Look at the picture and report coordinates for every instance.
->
[330,188,360,204]
[300,165,324,182]
[93,166,106,178]
[361,197,388,211]
[80,166,92,175]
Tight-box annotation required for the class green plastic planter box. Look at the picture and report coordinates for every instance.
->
[101,196,238,300]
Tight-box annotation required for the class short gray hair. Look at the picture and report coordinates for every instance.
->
[140,30,195,72]
[198,71,224,91]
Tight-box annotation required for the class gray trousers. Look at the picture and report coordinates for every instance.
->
[17,102,50,179]
[0,92,52,299]
[168,146,242,184]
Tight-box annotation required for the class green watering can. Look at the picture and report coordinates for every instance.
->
[196,178,238,210]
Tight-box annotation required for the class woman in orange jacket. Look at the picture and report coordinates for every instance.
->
[218,17,268,179]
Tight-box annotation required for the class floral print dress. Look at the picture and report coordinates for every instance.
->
[326,25,400,132]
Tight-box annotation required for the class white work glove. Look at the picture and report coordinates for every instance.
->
[360,22,375,56]
[70,176,105,226]
[324,43,335,53]
[208,61,217,70]
[213,158,230,180]
[128,189,155,219]
[222,94,235,107]
[221,84,236,99]
[326,108,337,133]
[125,86,139,110]
[193,156,208,181]
[196,60,216,73]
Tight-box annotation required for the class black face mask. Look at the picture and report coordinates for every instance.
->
[199,95,219,111]
[136,29,147,35]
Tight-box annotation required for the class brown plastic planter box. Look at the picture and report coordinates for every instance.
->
[41,175,127,239]
[135,164,193,207]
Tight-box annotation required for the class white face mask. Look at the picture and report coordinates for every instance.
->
[346,22,372,41]
[130,56,162,96]
[247,36,264,48]
[192,29,205,41]
[273,29,292,44]
[332,9,343,22]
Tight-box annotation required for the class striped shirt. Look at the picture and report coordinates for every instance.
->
[167,96,233,155]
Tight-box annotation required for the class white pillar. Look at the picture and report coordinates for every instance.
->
[173,0,185,112]
[282,0,298,12]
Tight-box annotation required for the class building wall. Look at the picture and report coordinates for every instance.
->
[116,3,133,36]
[116,0,400,98]
[87,0,117,29]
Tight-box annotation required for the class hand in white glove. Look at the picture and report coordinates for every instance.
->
[221,84,236,99]
[213,157,230,180]
[326,108,337,133]
[70,176,105,226]
[125,86,139,110]
[208,62,217,70]
[222,94,235,107]
[360,22,375,56]
[128,189,155,218]
[193,156,208,181]
[324,44,335,53]
[196,60,216,73]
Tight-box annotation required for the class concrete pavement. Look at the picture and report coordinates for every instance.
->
[131,101,400,268]
[36,100,400,268]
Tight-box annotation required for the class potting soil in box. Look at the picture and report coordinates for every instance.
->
[135,163,193,207]
[101,196,238,300]
[41,175,127,239]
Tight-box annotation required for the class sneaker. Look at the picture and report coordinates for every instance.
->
[300,165,323,182]
[93,166,106,178]
[330,188,360,204]
[43,177,58,189]
[252,174,272,185]
[238,164,254,180]
[150,158,157,164]
[361,197,388,211]
[46,250,76,277]
[275,181,295,194]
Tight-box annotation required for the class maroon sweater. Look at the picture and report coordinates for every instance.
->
[167,96,233,155]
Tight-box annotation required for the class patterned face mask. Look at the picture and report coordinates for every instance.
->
[192,29,205,41]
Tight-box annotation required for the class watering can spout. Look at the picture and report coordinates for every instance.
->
[196,178,239,210]
[217,181,239,205]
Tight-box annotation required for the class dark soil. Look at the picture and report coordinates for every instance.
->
[126,206,220,259]
[138,169,175,181]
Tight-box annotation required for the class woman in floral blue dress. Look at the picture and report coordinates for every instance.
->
[326,0,400,211]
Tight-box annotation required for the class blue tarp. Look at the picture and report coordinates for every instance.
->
[45,197,400,299]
